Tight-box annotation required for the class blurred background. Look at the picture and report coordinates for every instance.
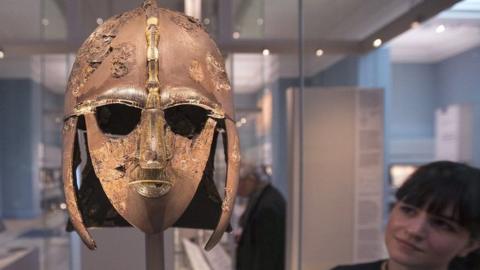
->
[1,0,480,269]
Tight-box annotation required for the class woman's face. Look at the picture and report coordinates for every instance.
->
[385,201,479,269]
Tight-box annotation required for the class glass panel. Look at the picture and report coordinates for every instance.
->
[43,0,68,40]
[0,1,301,270]
[299,1,392,267]
[232,0,265,39]
[263,0,298,40]
[202,0,220,39]
[0,54,71,270]
[0,3,43,41]
[299,0,480,269]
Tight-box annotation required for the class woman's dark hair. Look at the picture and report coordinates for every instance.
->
[395,161,480,269]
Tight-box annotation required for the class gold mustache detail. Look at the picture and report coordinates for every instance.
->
[129,167,174,198]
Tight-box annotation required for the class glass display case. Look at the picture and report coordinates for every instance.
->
[1,0,479,269]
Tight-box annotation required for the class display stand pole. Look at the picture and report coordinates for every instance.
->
[145,233,165,270]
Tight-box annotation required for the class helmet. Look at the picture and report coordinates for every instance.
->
[63,0,239,250]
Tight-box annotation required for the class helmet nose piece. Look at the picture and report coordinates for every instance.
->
[132,109,174,198]
[138,109,172,170]
[143,150,158,163]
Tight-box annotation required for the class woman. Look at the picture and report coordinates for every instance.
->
[332,161,480,270]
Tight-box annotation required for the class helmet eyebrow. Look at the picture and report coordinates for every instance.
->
[161,86,224,118]
[70,99,144,118]
[68,87,226,120]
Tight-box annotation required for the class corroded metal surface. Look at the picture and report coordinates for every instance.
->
[62,117,96,249]
[111,43,136,78]
[64,5,235,120]
[204,118,240,250]
[83,112,218,232]
[67,7,143,97]
[168,12,206,32]
[206,53,232,93]
[189,60,204,83]
[63,0,239,250]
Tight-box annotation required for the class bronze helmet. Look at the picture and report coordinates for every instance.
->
[63,0,240,250]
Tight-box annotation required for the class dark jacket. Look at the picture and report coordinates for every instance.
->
[331,259,473,270]
[331,260,385,270]
[236,184,286,270]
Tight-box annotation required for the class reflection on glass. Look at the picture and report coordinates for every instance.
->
[42,0,67,40]
[0,53,70,270]
[202,0,219,40]
[232,0,265,39]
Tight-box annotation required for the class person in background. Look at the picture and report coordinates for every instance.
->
[332,161,480,270]
[235,164,286,270]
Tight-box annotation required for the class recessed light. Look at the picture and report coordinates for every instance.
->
[262,49,270,56]
[0,50,4,59]
[315,49,324,57]
[435,24,446,33]
[411,21,420,28]
[373,38,382,48]
[232,32,240,39]
[203,18,210,25]
[240,117,247,124]
[257,18,264,26]
[96,18,104,25]
[42,18,50,26]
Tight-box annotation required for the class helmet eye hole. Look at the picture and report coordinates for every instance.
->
[165,105,209,139]
[96,104,141,136]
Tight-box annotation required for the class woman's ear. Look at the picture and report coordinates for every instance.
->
[458,239,480,257]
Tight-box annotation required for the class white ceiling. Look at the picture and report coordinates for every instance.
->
[0,0,43,40]
[231,53,345,94]
[263,0,422,40]
[0,0,465,94]
[232,0,425,93]
[390,0,480,63]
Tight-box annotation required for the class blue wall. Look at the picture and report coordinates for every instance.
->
[307,57,360,86]
[270,49,391,199]
[307,48,392,177]
[435,46,480,166]
[391,63,436,140]
[392,46,480,166]
[271,78,298,199]
[42,90,64,147]
[307,48,391,90]
[0,79,42,218]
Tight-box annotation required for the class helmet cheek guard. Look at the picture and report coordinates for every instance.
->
[63,0,240,250]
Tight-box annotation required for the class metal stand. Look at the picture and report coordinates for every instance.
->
[146,233,165,270]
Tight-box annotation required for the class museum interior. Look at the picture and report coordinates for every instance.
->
[1,0,480,269]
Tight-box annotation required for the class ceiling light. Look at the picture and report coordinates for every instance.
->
[203,18,210,25]
[435,24,446,33]
[411,21,420,28]
[373,38,382,48]
[96,18,104,25]
[232,32,240,39]
[41,18,49,26]
[315,49,324,57]
[262,49,270,56]
[240,117,247,124]
[257,18,264,26]
[411,15,424,29]
[0,49,4,59]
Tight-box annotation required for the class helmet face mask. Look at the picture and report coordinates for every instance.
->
[63,0,239,250]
